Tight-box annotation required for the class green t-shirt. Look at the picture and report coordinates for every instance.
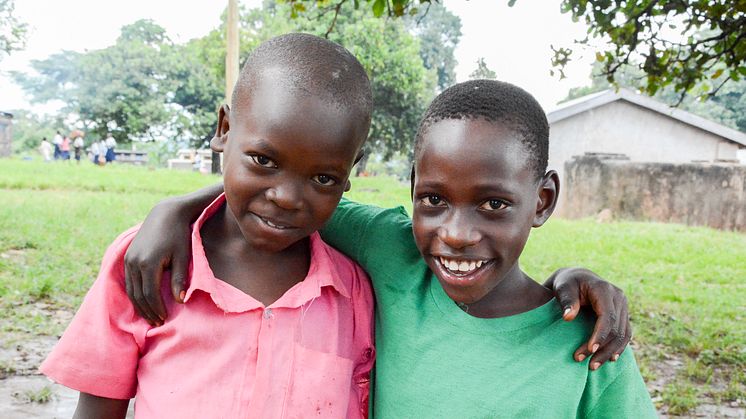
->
[321,199,656,418]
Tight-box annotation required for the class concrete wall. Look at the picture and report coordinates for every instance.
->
[549,100,744,214]
[0,115,12,157]
[563,156,746,231]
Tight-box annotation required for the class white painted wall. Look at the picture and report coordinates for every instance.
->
[548,100,744,214]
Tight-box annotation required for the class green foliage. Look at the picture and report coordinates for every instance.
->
[284,1,746,101]
[0,0,26,60]
[554,0,746,100]
[12,19,221,147]
[469,57,497,80]
[12,0,449,161]
[238,1,437,160]
[405,3,462,91]
[8,110,64,154]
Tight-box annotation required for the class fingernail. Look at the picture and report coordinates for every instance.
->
[577,354,586,362]
[591,344,599,353]
[591,362,600,370]
[179,290,186,301]
[612,354,619,361]
[563,307,571,317]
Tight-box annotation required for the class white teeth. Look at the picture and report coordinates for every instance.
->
[438,257,488,275]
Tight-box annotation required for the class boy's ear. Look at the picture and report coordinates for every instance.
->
[533,170,560,227]
[210,104,231,153]
[353,148,365,165]
[409,165,416,200]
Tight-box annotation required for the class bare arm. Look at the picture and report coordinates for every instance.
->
[73,393,130,419]
[544,267,631,370]
[124,183,223,325]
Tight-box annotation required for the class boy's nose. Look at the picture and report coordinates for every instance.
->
[265,182,304,210]
[436,213,481,249]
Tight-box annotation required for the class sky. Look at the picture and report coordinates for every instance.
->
[0,0,598,114]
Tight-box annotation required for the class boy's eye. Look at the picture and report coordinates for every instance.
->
[420,195,446,207]
[479,199,509,211]
[249,154,277,168]
[312,174,336,186]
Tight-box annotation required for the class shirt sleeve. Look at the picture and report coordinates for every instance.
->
[40,227,150,400]
[320,198,416,283]
[578,348,658,418]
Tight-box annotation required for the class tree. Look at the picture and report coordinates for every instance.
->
[8,110,64,153]
[12,20,222,146]
[469,57,497,80]
[0,0,26,61]
[283,0,746,101]
[405,3,462,91]
[238,1,436,167]
[547,1,746,102]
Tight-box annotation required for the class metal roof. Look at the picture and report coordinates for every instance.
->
[547,88,746,147]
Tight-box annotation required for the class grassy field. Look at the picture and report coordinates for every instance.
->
[1,159,744,415]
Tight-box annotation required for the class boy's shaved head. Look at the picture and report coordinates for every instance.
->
[415,79,549,179]
[232,33,372,133]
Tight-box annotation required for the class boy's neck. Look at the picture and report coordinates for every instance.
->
[200,203,311,306]
[458,264,553,319]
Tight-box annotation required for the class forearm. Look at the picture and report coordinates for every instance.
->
[73,393,130,419]
[156,182,224,223]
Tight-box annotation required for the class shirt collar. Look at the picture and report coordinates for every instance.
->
[184,193,351,313]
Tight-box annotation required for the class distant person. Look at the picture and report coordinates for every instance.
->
[73,135,85,163]
[104,133,117,163]
[90,139,102,165]
[52,131,63,160]
[60,136,71,161]
[38,137,53,162]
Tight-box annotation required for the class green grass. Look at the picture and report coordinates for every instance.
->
[1,158,744,413]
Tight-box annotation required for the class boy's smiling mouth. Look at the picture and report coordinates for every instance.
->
[251,212,297,230]
[437,256,492,279]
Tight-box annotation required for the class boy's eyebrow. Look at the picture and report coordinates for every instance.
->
[243,138,277,156]
[416,180,521,197]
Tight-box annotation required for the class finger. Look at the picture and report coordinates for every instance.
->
[131,267,162,326]
[607,301,631,360]
[585,283,618,350]
[170,251,189,304]
[574,343,593,363]
[124,262,149,323]
[554,280,581,321]
[141,263,167,322]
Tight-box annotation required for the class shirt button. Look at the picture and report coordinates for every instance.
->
[363,348,373,361]
[263,308,273,319]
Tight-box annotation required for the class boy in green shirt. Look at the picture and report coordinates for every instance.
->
[125,80,653,417]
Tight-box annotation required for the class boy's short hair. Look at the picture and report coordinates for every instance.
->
[415,79,549,179]
[233,33,373,131]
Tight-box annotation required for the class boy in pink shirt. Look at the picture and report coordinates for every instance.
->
[41,33,375,418]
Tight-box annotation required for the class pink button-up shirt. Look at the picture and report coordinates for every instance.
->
[41,194,375,418]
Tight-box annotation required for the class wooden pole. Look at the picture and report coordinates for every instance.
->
[214,0,239,174]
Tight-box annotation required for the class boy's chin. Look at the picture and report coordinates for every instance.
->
[433,275,490,305]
